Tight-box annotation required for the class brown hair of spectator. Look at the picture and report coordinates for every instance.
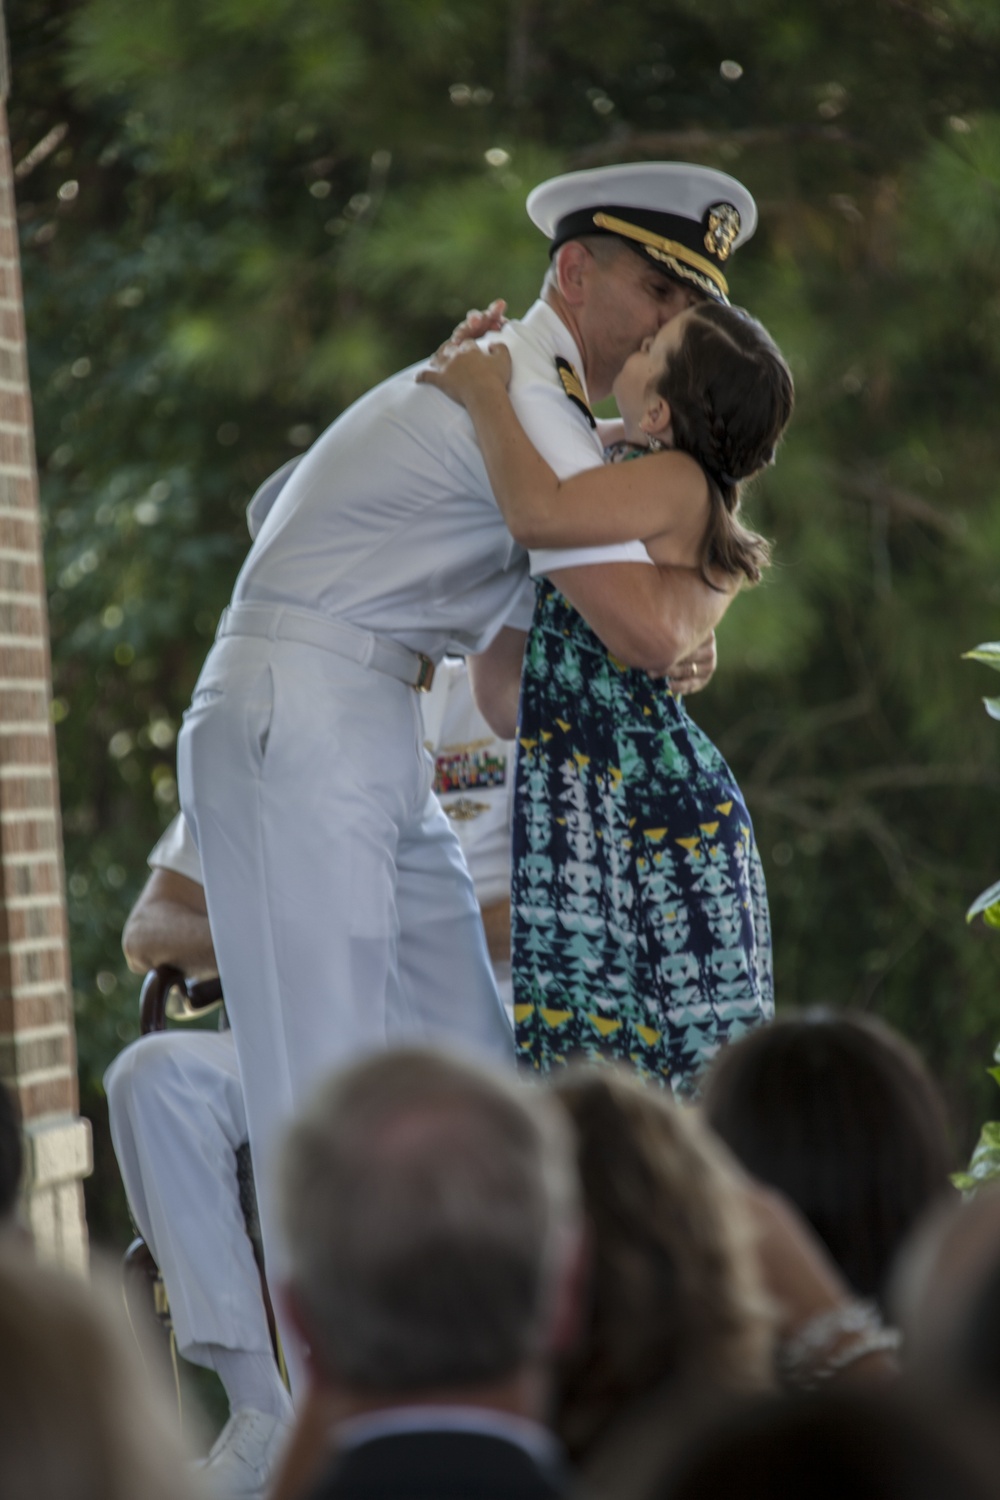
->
[958,1250,1000,1395]
[551,1067,774,1462]
[0,1248,193,1500]
[702,1008,954,1306]
[655,1390,995,1500]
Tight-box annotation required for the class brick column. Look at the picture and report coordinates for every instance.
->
[0,7,91,1269]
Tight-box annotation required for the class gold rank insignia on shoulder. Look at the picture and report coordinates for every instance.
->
[555,356,596,428]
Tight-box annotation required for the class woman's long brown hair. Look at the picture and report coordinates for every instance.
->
[655,302,794,588]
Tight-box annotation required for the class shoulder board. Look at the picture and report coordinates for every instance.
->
[554,356,596,429]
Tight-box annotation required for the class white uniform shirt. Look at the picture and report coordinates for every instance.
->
[233,301,649,660]
[147,813,203,883]
[245,457,301,540]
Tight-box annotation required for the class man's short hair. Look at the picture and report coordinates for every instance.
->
[541,232,624,295]
[280,1048,579,1392]
[542,232,705,303]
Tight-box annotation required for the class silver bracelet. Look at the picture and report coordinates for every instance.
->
[778,1300,881,1381]
[808,1325,902,1384]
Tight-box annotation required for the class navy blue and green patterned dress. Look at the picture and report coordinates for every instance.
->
[511,455,773,1097]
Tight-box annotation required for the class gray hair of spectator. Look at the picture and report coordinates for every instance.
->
[280,1047,581,1391]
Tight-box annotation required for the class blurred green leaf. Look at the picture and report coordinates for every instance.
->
[963,642,1000,671]
[967,880,1000,923]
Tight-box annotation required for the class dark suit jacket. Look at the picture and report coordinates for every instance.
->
[309,1428,570,1500]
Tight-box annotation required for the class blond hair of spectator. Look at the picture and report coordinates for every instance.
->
[280,1047,580,1391]
[552,1068,775,1462]
[0,1247,196,1500]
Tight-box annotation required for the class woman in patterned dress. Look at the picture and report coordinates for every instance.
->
[420,302,793,1095]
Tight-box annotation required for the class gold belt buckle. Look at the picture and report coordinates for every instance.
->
[414,654,435,693]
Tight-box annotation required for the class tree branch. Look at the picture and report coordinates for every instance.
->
[842,468,966,540]
[13,122,68,182]
[570,124,861,167]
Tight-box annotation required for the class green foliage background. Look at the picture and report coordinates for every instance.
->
[10,0,1000,1246]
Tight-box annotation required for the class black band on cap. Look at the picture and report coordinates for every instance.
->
[549,202,735,303]
[549,204,709,256]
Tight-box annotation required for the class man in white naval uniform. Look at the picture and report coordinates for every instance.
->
[106,660,515,1497]
[176,163,756,1367]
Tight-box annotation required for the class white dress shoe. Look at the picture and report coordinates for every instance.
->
[198,1408,294,1498]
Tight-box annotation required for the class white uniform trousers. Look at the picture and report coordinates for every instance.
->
[104,1030,272,1366]
[176,631,514,1339]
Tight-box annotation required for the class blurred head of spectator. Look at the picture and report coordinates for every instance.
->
[892,1185,1000,1399]
[0,1247,194,1500]
[957,1231,1000,1397]
[0,1079,22,1227]
[280,1046,582,1405]
[550,1067,775,1470]
[702,1008,953,1306]
[651,1390,995,1500]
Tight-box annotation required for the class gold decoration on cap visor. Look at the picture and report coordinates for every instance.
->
[592,212,729,298]
[704,203,741,262]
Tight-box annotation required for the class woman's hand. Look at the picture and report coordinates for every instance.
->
[667,631,717,694]
[447,298,507,345]
[417,340,513,409]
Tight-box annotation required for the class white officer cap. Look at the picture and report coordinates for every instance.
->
[526,162,757,305]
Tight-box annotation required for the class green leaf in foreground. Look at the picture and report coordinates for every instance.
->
[962,642,1000,671]
[966,879,1000,924]
[952,1119,1000,1194]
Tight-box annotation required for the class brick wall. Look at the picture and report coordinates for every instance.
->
[0,52,91,1268]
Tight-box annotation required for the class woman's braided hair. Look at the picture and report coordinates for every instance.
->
[653,301,794,588]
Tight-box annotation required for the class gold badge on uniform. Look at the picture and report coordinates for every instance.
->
[704,203,741,261]
[444,798,490,823]
[555,356,596,428]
